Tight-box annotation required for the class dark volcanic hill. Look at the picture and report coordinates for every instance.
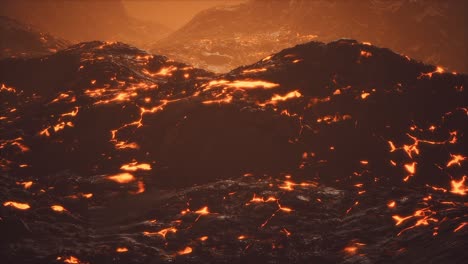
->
[0,40,467,263]
[0,16,69,59]
[0,0,171,48]
[152,0,468,73]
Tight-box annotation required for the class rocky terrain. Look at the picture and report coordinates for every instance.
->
[0,39,467,263]
[0,16,69,59]
[152,0,467,73]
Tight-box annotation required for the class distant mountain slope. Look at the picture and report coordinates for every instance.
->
[0,39,467,263]
[0,0,171,48]
[0,16,69,59]
[152,0,467,73]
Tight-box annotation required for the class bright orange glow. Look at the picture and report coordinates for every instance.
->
[450,176,467,195]
[143,66,178,77]
[454,222,467,232]
[387,201,396,208]
[246,193,277,204]
[202,95,233,104]
[143,227,177,238]
[316,114,352,124]
[446,154,466,167]
[195,206,210,215]
[343,242,365,255]
[51,205,66,212]
[16,181,33,189]
[114,141,140,150]
[418,66,445,79]
[177,246,192,255]
[132,181,145,194]
[392,215,413,226]
[107,172,135,183]
[344,246,358,255]
[279,180,295,191]
[242,68,267,74]
[3,201,30,210]
[360,50,372,58]
[204,79,279,90]
[404,162,416,174]
[199,236,208,241]
[361,92,370,99]
[238,235,246,240]
[278,204,293,213]
[82,193,93,199]
[63,256,80,264]
[116,247,128,253]
[61,107,79,117]
[258,90,302,106]
[120,162,152,171]
[0,83,17,93]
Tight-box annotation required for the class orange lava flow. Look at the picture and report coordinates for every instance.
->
[120,162,152,171]
[51,205,66,212]
[107,173,135,183]
[16,181,33,189]
[116,247,128,253]
[143,227,178,238]
[177,246,193,255]
[3,201,30,210]
[204,79,279,91]
[453,222,467,232]
[195,206,210,215]
[450,176,467,195]
[257,90,302,106]
[447,154,466,167]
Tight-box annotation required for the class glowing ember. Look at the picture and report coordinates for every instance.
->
[387,201,396,208]
[360,50,372,58]
[143,227,177,238]
[116,247,128,253]
[3,201,30,210]
[107,173,135,184]
[63,256,79,264]
[418,66,445,79]
[177,246,193,255]
[199,236,208,241]
[344,242,365,255]
[258,90,302,106]
[51,205,66,212]
[361,92,370,99]
[132,181,145,194]
[246,194,277,204]
[204,79,279,90]
[82,193,93,199]
[16,181,33,189]
[392,215,413,226]
[344,246,358,255]
[403,162,417,181]
[202,95,233,104]
[242,68,267,74]
[446,154,466,167]
[453,222,467,232]
[120,162,152,171]
[450,176,467,195]
[195,206,210,215]
[316,114,352,124]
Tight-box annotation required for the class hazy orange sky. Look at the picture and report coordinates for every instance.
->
[122,0,246,30]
